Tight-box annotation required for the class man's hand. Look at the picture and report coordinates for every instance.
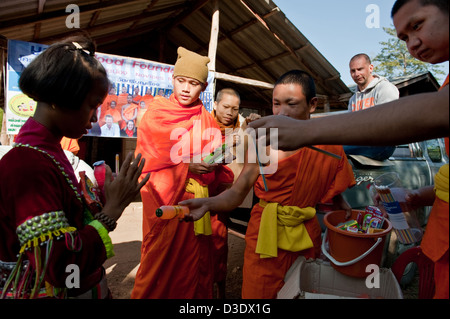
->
[247,115,305,151]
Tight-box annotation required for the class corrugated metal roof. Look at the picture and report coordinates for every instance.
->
[0,0,352,113]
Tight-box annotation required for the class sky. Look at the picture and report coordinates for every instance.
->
[274,0,449,86]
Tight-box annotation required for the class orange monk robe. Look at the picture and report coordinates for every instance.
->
[140,94,154,106]
[121,104,139,129]
[131,94,234,299]
[136,96,154,128]
[60,137,79,155]
[117,93,129,110]
[242,146,356,299]
[421,74,449,299]
[136,107,148,128]
[101,94,118,115]
[98,108,122,127]
[210,112,242,285]
[132,94,142,104]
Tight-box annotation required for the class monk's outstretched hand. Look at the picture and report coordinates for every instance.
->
[178,198,211,222]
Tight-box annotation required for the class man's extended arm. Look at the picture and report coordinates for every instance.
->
[249,87,449,151]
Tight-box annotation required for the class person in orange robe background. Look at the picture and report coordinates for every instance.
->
[181,70,356,299]
[121,95,138,129]
[131,47,234,299]
[132,86,142,105]
[98,100,122,127]
[210,88,261,298]
[117,86,129,112]
[100,86,118,117]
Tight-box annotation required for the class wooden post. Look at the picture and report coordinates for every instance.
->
[208,0,219,72]
[323,96,331,113]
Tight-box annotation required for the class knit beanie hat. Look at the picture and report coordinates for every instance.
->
[173,47,210,84]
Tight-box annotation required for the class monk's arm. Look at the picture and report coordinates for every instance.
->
[180,163,260,221]
[249,87,449,151]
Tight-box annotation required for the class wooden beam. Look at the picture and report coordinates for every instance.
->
[0,0,142,29]
[199,10,276,83]
[129,0,160,30]
[33,23,41,41]
[208,0,220,72]
[88,11,101,28]
[162,0,211,31]
[36,5,185,45]
[214,72,274,90]
[38,0,46,14]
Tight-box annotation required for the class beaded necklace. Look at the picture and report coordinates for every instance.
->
[14,143,83,203]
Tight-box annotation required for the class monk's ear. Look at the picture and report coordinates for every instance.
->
[202,82,208,92]
[309,97,318,114]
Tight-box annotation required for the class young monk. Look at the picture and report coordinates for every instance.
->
[181,70,356,299]
[131,47,234,299]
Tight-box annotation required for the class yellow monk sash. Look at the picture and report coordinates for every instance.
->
[435,164,449,203]
[185,178,212,236]
[255,200,316,259]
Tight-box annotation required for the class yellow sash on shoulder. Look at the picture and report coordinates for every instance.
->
[185,178,212,236]
[255,200,316,259]
[435,164,449,203]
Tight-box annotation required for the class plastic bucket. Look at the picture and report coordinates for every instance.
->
[322,210,392,278]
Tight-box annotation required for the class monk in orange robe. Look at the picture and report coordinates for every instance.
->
[131,47,234,299]
[419,75,449,299]
[210,88,262,298]
[210,88,243,299]
[117,86,129,110]
[140,87,154,106]
[100,86,118,116]
[98,100,122,127]
[181,70,356,299]
[132,87,142,105]
[121,103,138,129]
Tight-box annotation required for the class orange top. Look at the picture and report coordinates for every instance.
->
[122,104,138,121]
[242,146,356,299]
[60,137,79,155]
[420,74,449,299]
[101,94,118,114]
[132,95,234,299]
[99,108,122,127]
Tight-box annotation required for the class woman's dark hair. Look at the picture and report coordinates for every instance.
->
[391,0,449,17]
[19,35,109,110]
[274,70,317,104]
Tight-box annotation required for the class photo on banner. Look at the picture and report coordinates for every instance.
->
[4,39,215,138]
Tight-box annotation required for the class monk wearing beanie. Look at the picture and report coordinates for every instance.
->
[132,47,234,299]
